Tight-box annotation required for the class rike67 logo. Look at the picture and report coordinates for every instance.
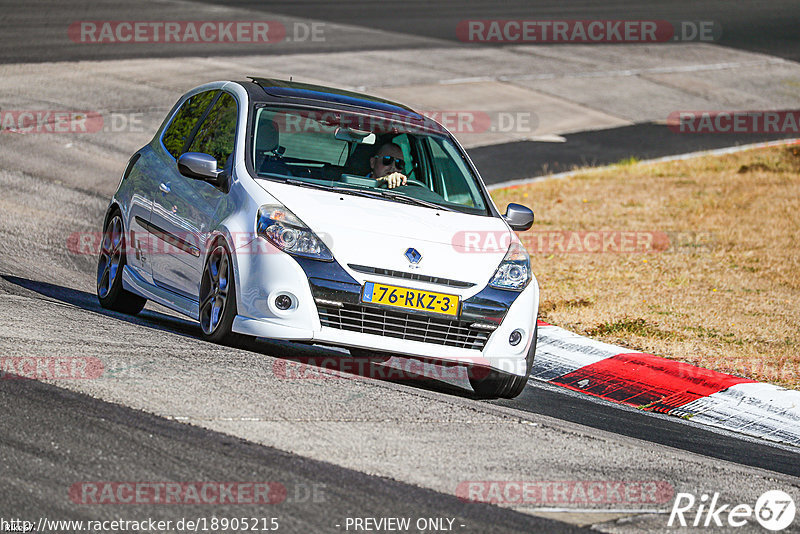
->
[669,490,796,531]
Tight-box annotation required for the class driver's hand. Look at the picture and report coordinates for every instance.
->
[377,172,407,189]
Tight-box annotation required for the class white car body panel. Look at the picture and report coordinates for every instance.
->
[259,180,512,297]
[108,80,539,378]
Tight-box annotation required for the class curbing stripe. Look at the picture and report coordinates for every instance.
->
[531,324,621,381]
[678,383,800,445]
[550,353,754,413]
[531,325,800,447]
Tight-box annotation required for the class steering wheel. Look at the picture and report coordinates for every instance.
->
[400,166,427,188]
[376,165,427,188]
[377,175,427,188]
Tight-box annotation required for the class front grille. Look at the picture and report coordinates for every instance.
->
[317,303,490,350]
[347,264,475,289]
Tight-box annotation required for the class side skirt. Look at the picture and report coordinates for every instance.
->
[122,265,199,320]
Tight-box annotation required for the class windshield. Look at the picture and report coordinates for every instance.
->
[250,106,489,215]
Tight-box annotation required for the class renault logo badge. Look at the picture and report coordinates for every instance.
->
[404,247,422,265]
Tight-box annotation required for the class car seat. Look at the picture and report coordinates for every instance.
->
[255,118,293,177]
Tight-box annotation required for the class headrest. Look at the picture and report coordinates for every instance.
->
[256,118,280,153]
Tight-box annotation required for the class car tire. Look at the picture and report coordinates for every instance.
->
[199,241,240,345]
[469,323,538,399]
[96,209,147,315]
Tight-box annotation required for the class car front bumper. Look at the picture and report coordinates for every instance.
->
[231,238,539,376]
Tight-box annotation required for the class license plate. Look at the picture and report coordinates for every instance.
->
[361,281,459,317]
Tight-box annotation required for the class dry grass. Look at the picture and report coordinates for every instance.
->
[491,144,800,388]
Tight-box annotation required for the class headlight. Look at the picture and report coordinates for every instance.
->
[257,204,333,261]
[489,241,531,291]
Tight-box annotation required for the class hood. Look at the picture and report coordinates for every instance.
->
[257,180,513,289]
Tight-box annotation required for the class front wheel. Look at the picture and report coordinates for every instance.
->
[198,242,239,345]
[96,210,147,315]
[469,324,538,399]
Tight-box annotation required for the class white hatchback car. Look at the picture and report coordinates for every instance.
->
[97,78,539,398]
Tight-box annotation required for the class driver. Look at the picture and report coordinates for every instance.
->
[368,142,407,189]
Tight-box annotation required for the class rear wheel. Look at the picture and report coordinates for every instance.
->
[199,242,239,345]
[469,324,538,399]
[96,210,147,315]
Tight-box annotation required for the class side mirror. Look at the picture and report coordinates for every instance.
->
[178,152,223,184]
[503,203,534,231]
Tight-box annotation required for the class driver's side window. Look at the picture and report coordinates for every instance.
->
[187,92,238,170]
[162,90,218,159]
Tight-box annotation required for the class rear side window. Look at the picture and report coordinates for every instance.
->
[162,90,217,158]
[187,92,238,168]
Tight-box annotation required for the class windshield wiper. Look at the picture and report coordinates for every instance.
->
[281,179,372,197]
[283,179,390,202]
[282,178,336,191]
[280,179,372,198]
[372,189,456,212]
[331,187,387,200]
[280,178,454,211]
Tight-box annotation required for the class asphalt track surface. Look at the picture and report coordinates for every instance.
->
[1,280,798,533]
[0,377,579,532]
[209,0,800,63]
[2,1,800,531]
[5,274,800,482]
[2,0,798,63]
[2,0,797,184]
[471,124,800,185]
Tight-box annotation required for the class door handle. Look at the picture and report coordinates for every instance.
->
[159,183,171,194]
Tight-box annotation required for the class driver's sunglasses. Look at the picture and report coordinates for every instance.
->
[381,155,405,169]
